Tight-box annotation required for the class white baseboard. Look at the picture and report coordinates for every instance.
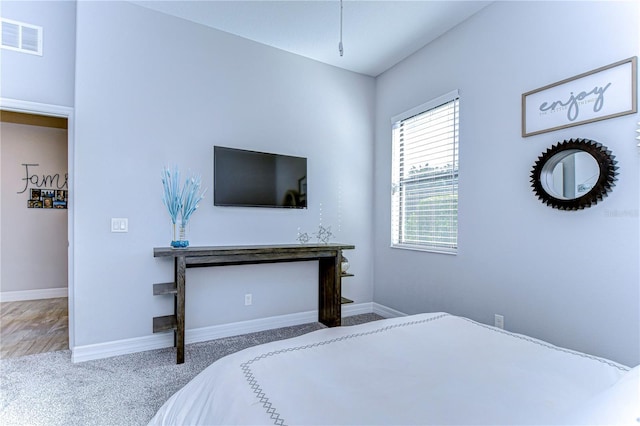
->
[0,287,68,302]
[72,333,175,363]
[185,310,319,345]
[342,301,374,317]
[372,302,407,318]
[72,302,401,363]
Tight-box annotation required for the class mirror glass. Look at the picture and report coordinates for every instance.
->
[541,150,600,200]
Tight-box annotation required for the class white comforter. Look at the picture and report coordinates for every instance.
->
[149,313,635,425]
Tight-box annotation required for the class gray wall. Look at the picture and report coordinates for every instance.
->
[373,1,639,366]
[0,1,76,106]
[4,0,638,367]
[73,2,375,346]
[0,0,74,299]
[0,123,68,294]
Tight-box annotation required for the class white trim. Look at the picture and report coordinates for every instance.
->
[71,303,394,363]
[0,287,68,302]
[72,334,175,363]
[342,301,375,317]
[390,243,457,256]
[372,303,407,318]
[391,89,459,124]
[0,97,75,351]
[0,98,71,117]
[186,310,319,345]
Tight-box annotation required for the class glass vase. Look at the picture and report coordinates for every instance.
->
[171,222,189,248]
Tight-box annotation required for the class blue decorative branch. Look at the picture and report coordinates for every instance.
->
[180,174,207,227]
[162,166,207,228]
[161,166,182,225]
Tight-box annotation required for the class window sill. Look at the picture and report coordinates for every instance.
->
[390,243,457,255]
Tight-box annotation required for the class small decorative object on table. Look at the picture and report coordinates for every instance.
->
[296,228,310,244]
[341,255,350,273]
[161,166,207,248]
[314,225,333,244]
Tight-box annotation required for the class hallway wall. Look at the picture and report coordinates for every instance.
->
[0,121,68,300]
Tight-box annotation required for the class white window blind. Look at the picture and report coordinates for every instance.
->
[391,91,459,253]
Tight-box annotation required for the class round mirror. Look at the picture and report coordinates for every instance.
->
[530,138,618,210]
[541,150,600,200]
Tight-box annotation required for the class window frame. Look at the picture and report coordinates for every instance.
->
[390,89,460,255]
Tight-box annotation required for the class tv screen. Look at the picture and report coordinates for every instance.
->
[214,146,307,208]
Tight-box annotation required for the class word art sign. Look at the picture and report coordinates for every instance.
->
[522,57,637,137]
[16,163,69,209]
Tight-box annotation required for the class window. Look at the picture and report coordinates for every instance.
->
[391,90,459,254]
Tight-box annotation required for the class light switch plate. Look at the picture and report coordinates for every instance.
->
[111,218,128,233]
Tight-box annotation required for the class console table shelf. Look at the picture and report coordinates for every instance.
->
[153,243,354,364]
[153,315,177,333]
[153,282,177,296]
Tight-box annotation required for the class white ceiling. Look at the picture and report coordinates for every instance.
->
[131,1,492,77]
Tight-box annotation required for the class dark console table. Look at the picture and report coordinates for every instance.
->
[153,243,355,364]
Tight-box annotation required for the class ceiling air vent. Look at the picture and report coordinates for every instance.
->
[1,18,42,55]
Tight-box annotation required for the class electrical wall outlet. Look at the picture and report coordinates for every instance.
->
[494,314,504,329]
[244,293,252,306]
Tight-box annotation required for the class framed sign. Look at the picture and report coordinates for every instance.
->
[522,57,637,137]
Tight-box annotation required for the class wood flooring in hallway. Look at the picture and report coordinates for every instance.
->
[0,297,68,358]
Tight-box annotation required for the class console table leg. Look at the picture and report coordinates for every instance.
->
[176,256,186,364]
[318,254,341,327]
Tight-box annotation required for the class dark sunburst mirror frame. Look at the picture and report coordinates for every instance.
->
[530,138,618,211]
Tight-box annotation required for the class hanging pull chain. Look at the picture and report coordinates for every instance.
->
[338,0,344,56]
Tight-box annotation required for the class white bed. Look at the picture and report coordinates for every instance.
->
[149,313,639,425]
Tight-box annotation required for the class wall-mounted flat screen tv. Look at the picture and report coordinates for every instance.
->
[214,146,307,209]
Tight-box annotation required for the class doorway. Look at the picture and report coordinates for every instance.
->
[0,110,70,358]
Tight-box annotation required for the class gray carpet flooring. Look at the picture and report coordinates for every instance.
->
[0,313,383,426]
